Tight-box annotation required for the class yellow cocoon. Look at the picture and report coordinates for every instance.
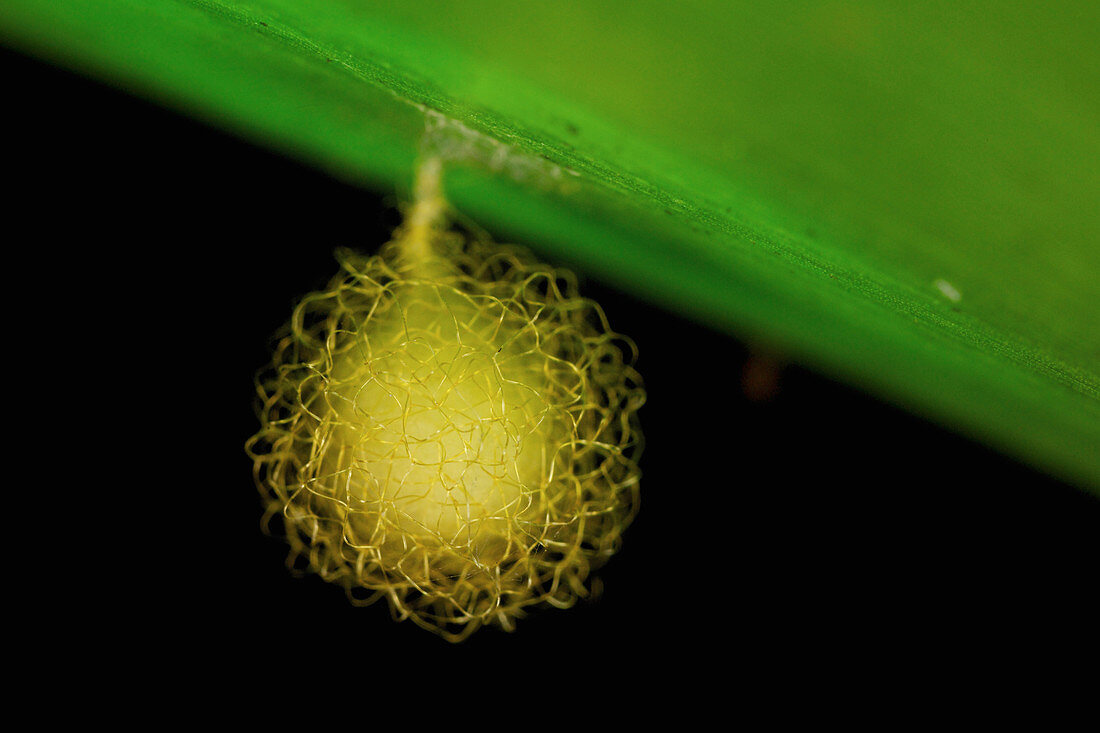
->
[247,212,643,641]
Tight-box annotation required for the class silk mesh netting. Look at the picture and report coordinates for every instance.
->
[246,189,644,641]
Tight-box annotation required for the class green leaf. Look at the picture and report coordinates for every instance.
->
[3,1,1097,490]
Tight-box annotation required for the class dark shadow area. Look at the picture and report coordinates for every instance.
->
[9,46,1096,688]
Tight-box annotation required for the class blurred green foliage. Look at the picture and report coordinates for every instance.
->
[2,1,1097,489]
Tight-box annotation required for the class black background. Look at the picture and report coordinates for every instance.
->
[8,46,1097,686]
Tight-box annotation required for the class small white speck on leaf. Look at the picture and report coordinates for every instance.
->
[934,278,962,303]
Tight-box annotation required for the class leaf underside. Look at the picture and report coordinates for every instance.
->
[3,1,1097,491]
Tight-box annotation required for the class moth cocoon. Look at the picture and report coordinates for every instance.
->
[247,162,643,640]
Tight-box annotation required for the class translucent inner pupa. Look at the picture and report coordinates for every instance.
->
[322,281,562,568]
